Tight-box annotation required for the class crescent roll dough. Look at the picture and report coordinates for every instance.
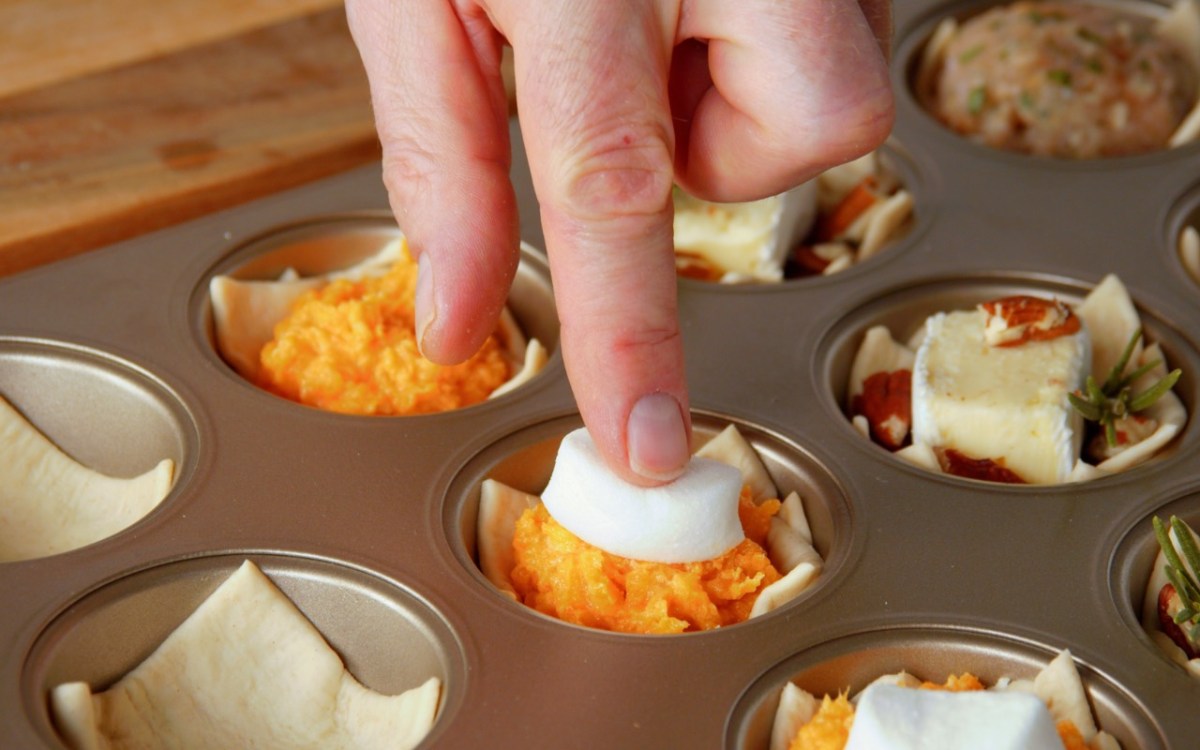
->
[50,560,440,750]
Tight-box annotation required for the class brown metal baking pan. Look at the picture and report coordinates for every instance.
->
[4,0,1200,746]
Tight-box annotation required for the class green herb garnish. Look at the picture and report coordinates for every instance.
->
[967,85,987,115]
[959,44,985,64]
[1075,27,1104,45]
[1154,516,1200,643]
[1068,329,1182,446]
[1018,90,1036,110]
[1086,58,1104,74]
[1047,69,1073,87]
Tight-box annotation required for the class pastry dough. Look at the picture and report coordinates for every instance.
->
[0,394,174,562]
[50,560,441,750]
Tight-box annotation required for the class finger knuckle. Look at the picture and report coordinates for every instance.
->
[550,122,675,222]
[379,129,440,205]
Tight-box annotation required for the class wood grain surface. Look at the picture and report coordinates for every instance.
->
[0,4,381,277]
[0,0,345,101]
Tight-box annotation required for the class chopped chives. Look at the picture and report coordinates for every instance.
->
[1047,69,1072,87]
[959,44,985,64]
[967,86,987,114]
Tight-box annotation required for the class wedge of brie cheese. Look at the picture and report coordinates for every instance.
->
[911,307,1090,484]
[673,182,816,282]
[844,684,1064,750]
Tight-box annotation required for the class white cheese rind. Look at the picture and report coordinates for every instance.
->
[673,182,816,282]
[911,309,1089,484]
[540,428,744,563]
[844,684,1063,750]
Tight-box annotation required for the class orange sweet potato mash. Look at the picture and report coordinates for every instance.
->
[788,673,1088,750]
[510,487,782,634]
[258,248,511,415]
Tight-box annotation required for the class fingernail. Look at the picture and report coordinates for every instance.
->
[415,252,436,357]
[627,393,689,482]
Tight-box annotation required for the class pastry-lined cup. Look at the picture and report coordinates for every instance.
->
[727,626,1163,749]
[201,214,558,412]
[445,413,852,634]
[22,553,462,749]
[1111,492,1200,679]
[903,0,1200,159]
[673,146,918,285]
[819,274,1198,486]
[0,338,192,562]
[1168,184,1200,286]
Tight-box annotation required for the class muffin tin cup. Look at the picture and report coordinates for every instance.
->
[441,411,853,628]
[728,626,1167,749]
[3,1,1200,745]
[19,553,465,750]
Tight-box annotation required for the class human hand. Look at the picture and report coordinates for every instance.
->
[346,0,894,486]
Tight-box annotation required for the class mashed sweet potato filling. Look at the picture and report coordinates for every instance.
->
[788,673,1088,750]
[258,250,511,415]
[510,488,782,634]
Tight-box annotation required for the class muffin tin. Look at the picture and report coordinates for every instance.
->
[4,0,1200,746]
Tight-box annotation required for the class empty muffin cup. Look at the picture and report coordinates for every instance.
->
[0,338,193,562]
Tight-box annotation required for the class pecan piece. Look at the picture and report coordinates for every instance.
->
[852,369,912,450]
[980,295,1081,347]
[674,251,725,282]
[940,449,1027,484]
[790,245,832,276]
[1158,582,1200,660]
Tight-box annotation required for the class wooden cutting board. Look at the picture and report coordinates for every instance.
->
[0,1,379,277]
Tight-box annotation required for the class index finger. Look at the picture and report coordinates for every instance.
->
[494,0,693,486]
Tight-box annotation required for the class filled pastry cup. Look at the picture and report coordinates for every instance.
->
[204,215,557,415]
[728,627,1161,749]
[450,414,850,634]
[1111,493,1200,679]
[0,338,190,563]
[911,0,1200,159]
[826,274,1193,485]
[1173,189,1200,286]
[672,148,916,283]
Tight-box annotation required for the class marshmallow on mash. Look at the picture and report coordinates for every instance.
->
[476,424,825,625]
[844,685,1063,750]
[540,427,744,563]
[771,649,1122,750]
[911,299,1090,484]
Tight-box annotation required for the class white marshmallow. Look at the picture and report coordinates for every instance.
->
[844,684,1064,750]
[540,428,744,563]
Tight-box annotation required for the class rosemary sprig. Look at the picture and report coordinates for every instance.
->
[1154,516,1200,643]
[1068,329,1182,446]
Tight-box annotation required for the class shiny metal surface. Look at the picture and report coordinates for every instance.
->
[3,0,1200,746]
